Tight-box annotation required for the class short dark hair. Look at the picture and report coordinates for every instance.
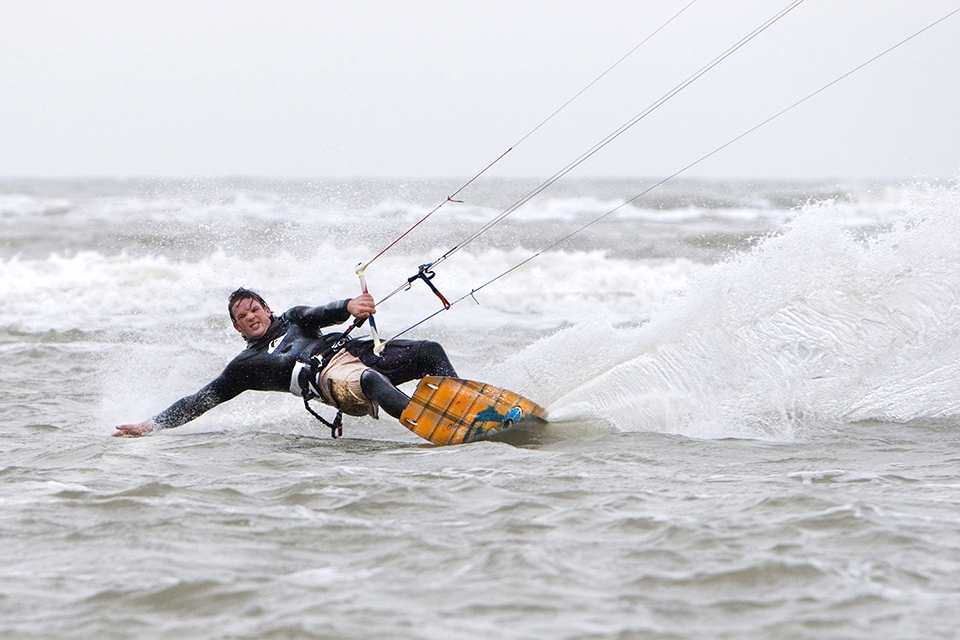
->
[228,287,268,321]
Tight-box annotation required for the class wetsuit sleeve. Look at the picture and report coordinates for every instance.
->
[149,370,246,430]
[288,300,352,331]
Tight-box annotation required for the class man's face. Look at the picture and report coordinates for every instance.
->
[231,297,272,339]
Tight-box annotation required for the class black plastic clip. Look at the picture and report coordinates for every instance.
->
[408,264,451,309]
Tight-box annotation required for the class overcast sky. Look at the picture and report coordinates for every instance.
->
[2,0,958,181]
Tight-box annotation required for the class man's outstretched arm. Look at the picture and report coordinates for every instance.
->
[113,377,239,437]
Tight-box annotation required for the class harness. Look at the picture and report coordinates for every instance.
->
[291,323,362,439]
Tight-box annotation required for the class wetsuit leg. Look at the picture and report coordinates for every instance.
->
[347,340,458,386]
[360,369,410,419]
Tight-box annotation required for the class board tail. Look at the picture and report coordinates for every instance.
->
[399,377,548,445]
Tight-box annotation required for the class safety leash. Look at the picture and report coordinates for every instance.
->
[301,388,343,439]
[297,316,369,438]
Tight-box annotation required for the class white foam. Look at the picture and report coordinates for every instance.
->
[518,182,960,439]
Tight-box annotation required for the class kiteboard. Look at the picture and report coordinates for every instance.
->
[399,376,548,445]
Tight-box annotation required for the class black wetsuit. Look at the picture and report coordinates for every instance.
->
[151,300,456,430]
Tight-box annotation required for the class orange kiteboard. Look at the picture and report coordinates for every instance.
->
[399,376,548,445]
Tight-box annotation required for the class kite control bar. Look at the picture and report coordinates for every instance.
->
[355,262,385,355]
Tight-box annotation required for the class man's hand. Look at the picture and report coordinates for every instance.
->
[347,292,376,320]
[113,421,153,437]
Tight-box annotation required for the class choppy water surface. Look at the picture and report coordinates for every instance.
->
[2,177,959,638]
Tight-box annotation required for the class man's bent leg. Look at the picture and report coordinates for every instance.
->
[349,339,458,385]
[360,369,410,420]
[413,341,458,378]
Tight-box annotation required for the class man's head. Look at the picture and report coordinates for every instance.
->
[228,287,273,340]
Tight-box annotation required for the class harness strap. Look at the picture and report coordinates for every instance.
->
[294,318,373,439]
[301,385,343,439]
[293,337,345,438]
[290,316,380,440]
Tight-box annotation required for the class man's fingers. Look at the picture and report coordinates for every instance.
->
[347,294,377,319]
[113,423,151,437]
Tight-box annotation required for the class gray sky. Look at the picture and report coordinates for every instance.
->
[2,0,958,180]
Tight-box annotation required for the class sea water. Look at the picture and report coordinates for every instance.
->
[2,177,959,639]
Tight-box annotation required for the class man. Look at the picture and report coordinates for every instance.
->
[113,287,457,437]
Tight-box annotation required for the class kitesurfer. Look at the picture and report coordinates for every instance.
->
[112,287,457,437]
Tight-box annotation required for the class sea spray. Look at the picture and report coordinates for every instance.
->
[540,182,960,439]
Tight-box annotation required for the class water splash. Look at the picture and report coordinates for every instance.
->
[540,182,960,439]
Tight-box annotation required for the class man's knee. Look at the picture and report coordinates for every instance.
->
[420,341,457,377]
